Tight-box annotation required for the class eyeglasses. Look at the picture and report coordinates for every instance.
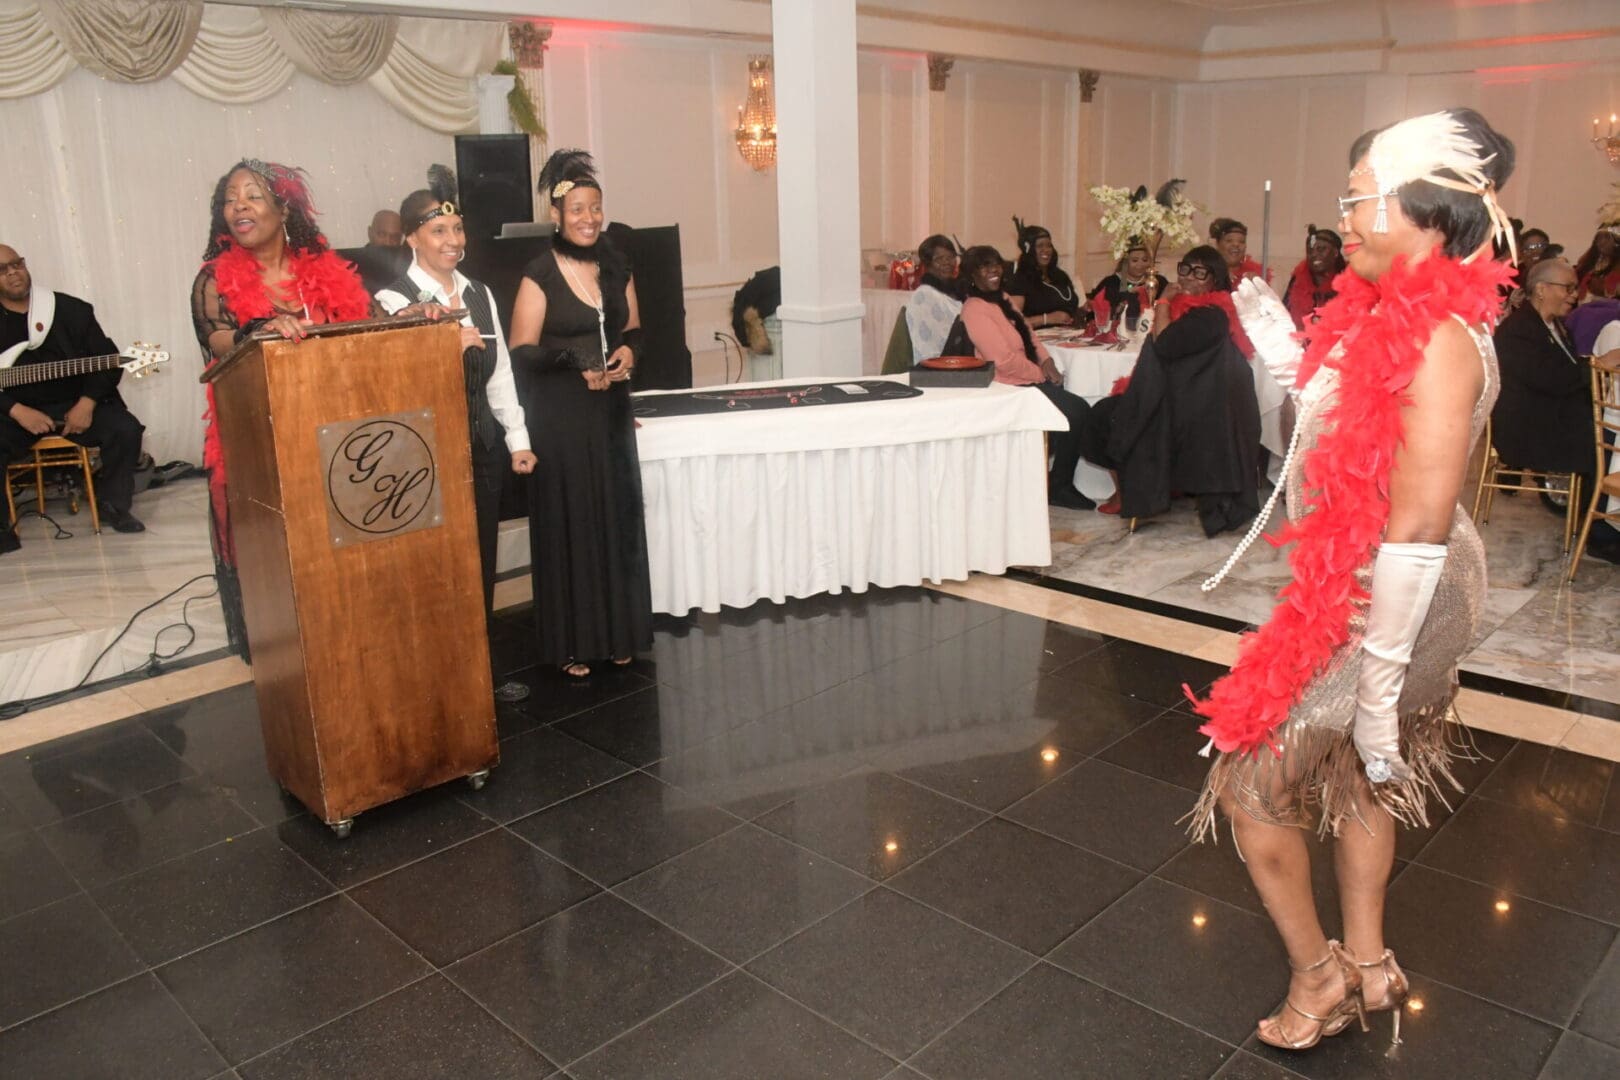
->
[1337,193,1381,217]
[1522,241,1549,253]
[1175,263,1213,281]
[0,257,25,275]
[1539,281,1579,294]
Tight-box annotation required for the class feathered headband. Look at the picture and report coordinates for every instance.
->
[238,159,316,221]
[1351,110,1514,262]
[420,163,460,225]
[539,148,602,203]
[1011,216,1050,254]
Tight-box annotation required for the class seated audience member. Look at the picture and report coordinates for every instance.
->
[1281,225,1346,328]
[1087,256,1261,536]
[1519,228,1551,267]
[0,243,147,553]
[1492,258,1610,537]
[905,235,963,359]
[1086,239,1167,330]
[1007,220,1082,329]
[342,209,410,295]
[1210,217,1268,285]
[731,265,781,354]
[1576,228,1620,300]
[957,244,1094,509]
[1568,296,1620,358]
[1149,245,1253,358]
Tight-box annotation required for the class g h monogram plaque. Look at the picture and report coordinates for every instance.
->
[318,409,443,547]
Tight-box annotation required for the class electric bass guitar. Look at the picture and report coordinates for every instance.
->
[0,343,168,390]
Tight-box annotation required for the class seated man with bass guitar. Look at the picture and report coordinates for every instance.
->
[0,243,155,552]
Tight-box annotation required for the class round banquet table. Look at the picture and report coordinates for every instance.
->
[1044,331,1290,500]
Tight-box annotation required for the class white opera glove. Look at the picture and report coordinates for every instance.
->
[1354,542,1448,784]
[1231,277,1303,393]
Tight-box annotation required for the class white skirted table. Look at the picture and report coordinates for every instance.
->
[1046,336,1290,499]
[860,288,912,374]
[633,376,1067,615]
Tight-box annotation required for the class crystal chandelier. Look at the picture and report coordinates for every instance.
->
[1593,114,1620,165]
[735,56,777,172]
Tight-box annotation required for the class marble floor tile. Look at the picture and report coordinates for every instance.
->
[1563,715,1620,764]
[0,480,227,704]
[0,687,148,756]
[1038,485,1620,706]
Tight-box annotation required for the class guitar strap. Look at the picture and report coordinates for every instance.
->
[0,284,55,369]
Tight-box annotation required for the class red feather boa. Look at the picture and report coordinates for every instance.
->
[206,242,371,325]
[202,243,370,559]
[1186,251,1514,758]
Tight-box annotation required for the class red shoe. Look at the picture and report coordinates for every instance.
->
[1098,498,1121,515]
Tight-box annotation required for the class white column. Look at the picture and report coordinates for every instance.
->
[772,0,863,378]
[476,74,516,134]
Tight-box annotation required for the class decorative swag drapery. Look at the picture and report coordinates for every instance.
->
[0,0,500,132]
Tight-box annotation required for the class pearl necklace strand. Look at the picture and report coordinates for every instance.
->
[1199,367,1331,593]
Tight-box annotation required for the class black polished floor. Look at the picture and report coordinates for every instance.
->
[1,587,1618,1079]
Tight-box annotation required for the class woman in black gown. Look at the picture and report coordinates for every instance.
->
[508,149,652,677]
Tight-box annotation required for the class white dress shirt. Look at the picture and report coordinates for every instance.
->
[376,260,530,454]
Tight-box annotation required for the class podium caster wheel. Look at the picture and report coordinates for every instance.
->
[330,818,354,839]
[467,769,490,792]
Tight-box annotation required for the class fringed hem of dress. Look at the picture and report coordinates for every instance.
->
[1185,688,1486,843]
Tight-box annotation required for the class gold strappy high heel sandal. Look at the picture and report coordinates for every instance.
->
[1355,949,1411,1047]
[1256,940,1368,1051]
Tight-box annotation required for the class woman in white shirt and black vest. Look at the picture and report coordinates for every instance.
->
[374,169,537,703]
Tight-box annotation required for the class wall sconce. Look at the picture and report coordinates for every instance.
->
[1593,114,1620,165]
[735,56,778,172]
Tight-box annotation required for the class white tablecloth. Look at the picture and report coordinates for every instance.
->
[1047,336,1290,498]
[634,376,1066,614]
[861,288,911,375]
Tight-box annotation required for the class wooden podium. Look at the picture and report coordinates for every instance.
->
[202,317,498,835]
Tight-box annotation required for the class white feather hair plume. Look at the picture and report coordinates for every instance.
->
[1358,109,1509,257]
[1366,110,1494,195]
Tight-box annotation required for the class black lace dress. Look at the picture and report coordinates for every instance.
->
[514,246,652,665]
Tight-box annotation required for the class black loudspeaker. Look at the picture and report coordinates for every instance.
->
[454,134,532,241]
[610,223,693,391]
[463,224,693,392]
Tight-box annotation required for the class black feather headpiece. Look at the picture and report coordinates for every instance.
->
[400,164,461,232]
[539,148,601,202]
[427,163,458,205]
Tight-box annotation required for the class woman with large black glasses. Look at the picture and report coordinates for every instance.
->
[1096,242,1261,535]
[1151,245,1254,358]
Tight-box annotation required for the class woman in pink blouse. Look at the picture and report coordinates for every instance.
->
[958,245,1094,509]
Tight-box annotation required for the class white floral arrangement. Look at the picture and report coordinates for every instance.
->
[1091,182,1202,261]
[1599,181,1620,227]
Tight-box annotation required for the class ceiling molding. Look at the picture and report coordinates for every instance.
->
[1204,36,1393,61]
[1389,25,1620,56]
[850,4,1202,62]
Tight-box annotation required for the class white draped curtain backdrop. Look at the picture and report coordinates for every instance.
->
[0,0,502,463]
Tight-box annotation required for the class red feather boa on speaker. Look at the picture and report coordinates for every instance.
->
[1185,251,1513,758]
[202,242,370,560]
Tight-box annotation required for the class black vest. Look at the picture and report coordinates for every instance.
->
[387,273,501,453]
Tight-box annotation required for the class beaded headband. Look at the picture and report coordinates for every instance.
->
[414,201,458,229]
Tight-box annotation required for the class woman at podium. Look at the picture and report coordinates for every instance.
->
[375,170,538,703]
[190,160,375,657]
[508,149,652,678]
